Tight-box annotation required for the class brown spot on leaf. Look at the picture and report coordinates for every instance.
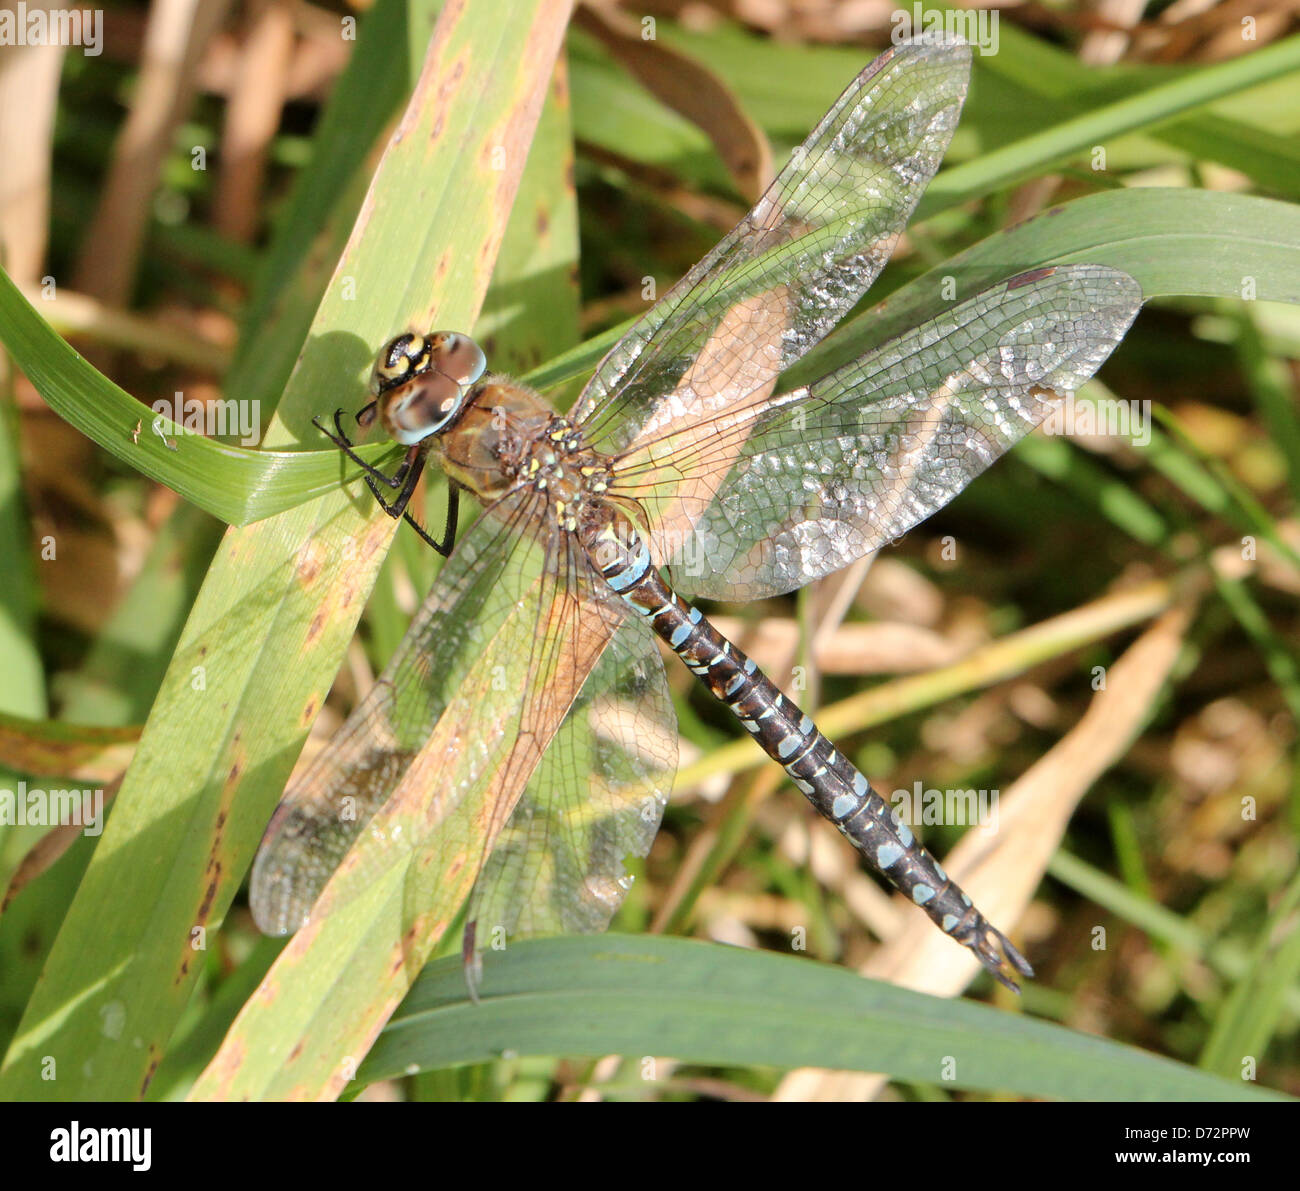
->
[296,541,327,586]
[140,1054,160,1097]
[198,870,221,921]
[436,51,467,103]
[306,611,326,644]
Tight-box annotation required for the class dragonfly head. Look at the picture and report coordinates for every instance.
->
[367,331,487,444]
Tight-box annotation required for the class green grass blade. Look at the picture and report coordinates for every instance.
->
[0,0,568,1103]
[360,935,1287,1101]
[228,0,446,415]
[532,189,1300,396]
[914,36,1300,219]
[181,9,576,1104]
[1199,870,1300,1079]
[0,268,367,524]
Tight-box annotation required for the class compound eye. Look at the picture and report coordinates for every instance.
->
[385,370,466,445]
[369,332,431,396]
[428,332,486,387]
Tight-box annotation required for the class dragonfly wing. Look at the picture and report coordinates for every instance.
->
[626,264,1143,601]
[467,573,676,941]
[249,486,620,939]
[571,37,971,456]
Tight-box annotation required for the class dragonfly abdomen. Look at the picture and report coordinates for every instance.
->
[589,516,1033,991]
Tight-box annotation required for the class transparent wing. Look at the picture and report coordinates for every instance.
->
[570,36,971,456]
[610,264,1143,602]
[467,544,676,941]
[249,487,632,941]
[250,490,543,935]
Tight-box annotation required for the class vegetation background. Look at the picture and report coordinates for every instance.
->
[0,0,1297,1101]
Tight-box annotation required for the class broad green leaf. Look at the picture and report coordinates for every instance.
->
[361,935,1287,1102]
[185,6,579,1104]
[0,0,571,1103]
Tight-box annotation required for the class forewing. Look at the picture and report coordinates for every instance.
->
[571,37,971,457]
[249,487,618,939]
[467,549,676,941]
[626,264,1143,601]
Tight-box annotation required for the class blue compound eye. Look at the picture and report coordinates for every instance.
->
[383,369,467,444]
[428,331,486,387]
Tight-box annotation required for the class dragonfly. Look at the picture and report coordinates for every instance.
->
[250,36,1142,993]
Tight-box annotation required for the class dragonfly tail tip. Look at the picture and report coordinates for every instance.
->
[971,926,1034,994]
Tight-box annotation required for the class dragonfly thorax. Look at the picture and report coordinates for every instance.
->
[428,377,616,527]
[520,416,615,533]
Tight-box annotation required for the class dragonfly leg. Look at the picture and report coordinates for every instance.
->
[362,450,459,557]
[426,483,459,556]
[384,477,458,557]
[314,412,457,555]
[313,411,412,490]
[359,443,422,513]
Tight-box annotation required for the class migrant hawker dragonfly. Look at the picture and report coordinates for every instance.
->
[250,36,1142,992]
